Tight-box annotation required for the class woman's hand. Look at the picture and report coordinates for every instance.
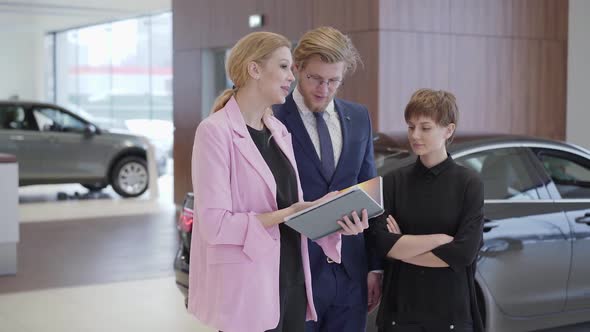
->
[338,209,369,236]
[386,215,401,234]
[258,191,341,228]
[290,191,340,214]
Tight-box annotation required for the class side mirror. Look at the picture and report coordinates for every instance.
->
[84,124,98,137]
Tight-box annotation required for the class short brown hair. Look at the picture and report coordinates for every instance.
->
[293,26,361,75]
[404,89,459,144]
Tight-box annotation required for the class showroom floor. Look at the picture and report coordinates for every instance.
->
[0,170,214,332]
[1,169,588,332]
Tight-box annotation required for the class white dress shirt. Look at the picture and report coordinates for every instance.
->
[293,87,343,166]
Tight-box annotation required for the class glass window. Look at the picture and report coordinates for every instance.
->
[150,12,173,121]
[34,108,86,132]
[77,24,113,120]
[456,147,544,200]
[48,12,173,124]
[44,35,55,102]
[0,105,30,130]
[536,150,590,199]
[55,30,80,107]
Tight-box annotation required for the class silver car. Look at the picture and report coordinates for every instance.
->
[0,101,156,198]
[373,135,590,331]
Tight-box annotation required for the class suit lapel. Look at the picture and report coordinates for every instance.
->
[332,99,351,184]
[282,94,328,182]
[225,97,277,198]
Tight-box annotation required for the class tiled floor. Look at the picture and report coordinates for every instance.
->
[0,171,214,332]
[18,173,175,223]
[0,277,213,332]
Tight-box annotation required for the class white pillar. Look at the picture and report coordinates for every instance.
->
[0,154,19,275]
[567,0,590,149]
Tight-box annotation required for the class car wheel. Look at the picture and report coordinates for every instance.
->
[82,183,108,192]
[110,156,149,198]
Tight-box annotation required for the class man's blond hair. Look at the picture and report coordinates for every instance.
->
[293,26,361,76]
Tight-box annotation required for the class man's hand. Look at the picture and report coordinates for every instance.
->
[367,271,383,312]
[337,209,369,236]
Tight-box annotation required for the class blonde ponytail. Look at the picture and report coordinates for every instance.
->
[210,88,235,113]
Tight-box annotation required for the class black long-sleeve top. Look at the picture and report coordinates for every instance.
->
[247,125,304,288]
[369,156,484,331]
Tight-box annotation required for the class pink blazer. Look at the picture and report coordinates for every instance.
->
[188,96,342,332]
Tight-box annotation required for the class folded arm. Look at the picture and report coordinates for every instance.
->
[430,176,484,271]
[402,251,449,267]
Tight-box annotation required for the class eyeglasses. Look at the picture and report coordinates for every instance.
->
[305,74,342,89]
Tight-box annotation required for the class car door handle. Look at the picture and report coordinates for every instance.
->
[9,135,24,141]
[575,213,590,225]
[480,238,523,256]
[483,219,499,232]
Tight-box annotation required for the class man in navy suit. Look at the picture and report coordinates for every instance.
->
[273,26,382,332]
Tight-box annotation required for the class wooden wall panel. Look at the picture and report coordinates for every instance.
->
[173,50,202,203]
[378,31,451,134]
[338,31,380,128]
[172,0,208,51]
[536,41,567,139]
[510,39,541,135]
[450,0,514,37]
[174,0,315,51]
[449,36,513,134]
[312,0,379,32]
[379,0,451,33]
[450,0,568,40]
[261,0,313,39]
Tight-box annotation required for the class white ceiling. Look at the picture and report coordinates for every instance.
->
[0,0,170,31]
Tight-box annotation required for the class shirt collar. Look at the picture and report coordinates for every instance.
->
[293,86,336,118]
[413,154,454,177]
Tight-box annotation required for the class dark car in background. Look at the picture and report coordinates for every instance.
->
[0,100,166,197]
[174,134,590,331]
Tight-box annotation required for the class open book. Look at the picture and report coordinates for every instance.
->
[284,176,384,240]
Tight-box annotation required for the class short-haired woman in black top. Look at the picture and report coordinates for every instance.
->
[370,89,485,332]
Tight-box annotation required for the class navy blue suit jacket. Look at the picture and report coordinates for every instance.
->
[273,93,380,283]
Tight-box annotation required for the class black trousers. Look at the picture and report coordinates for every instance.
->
[267,284,307,332]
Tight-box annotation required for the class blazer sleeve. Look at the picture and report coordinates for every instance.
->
[431,175,484,271]
[192,119,276,261]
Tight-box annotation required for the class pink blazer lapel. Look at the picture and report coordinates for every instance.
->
[224,97,277,199]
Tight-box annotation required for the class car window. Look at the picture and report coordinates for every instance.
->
[456,147,544,200]
[535,150,590,199]
[34,107,86,132]
[0,105,34,130]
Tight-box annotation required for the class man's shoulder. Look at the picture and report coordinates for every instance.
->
[335,98,369,114]
[272,103,288,119]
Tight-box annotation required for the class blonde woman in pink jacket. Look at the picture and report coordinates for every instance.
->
[188,32,369,332]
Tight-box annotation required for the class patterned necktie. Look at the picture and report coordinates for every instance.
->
[313,111,335,179]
